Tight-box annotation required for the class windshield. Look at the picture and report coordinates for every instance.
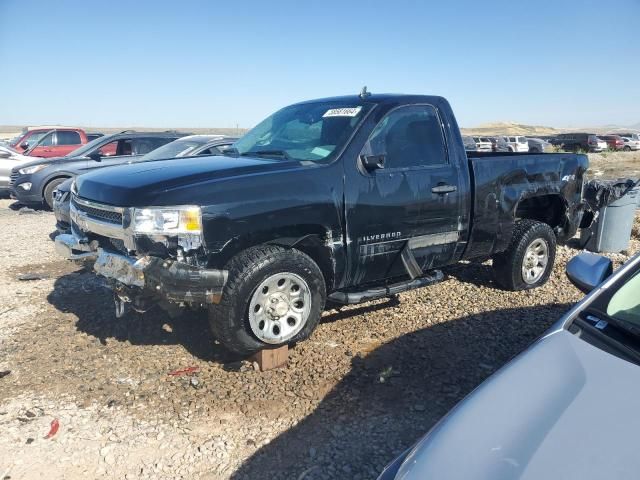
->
[139,137,211,161]
[13,131,48,148]
[234,101,372,162]
[606,270,640,326]
[64,135,114,157]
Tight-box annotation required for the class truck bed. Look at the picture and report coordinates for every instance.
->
[463,151,588,259]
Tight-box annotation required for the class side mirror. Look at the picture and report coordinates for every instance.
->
[360,154,386,171]
[566,253,613,294]
[88,152,102,162]
[20,142,29,150]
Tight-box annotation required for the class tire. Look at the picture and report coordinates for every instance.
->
[623,146,631,152]
[492,220,556,291]
[208,245,326,355]
[43,178,68,210]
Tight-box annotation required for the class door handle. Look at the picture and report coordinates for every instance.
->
[432,184,457,194]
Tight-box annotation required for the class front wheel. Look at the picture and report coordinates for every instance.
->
[623,146,631,152]
[492,220,557,291]
[43,178,68,210]
[208,245,326,355]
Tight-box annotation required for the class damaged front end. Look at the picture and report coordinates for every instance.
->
[54,194,227,317]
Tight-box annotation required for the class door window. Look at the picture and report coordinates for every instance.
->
[97,140,119,156]
[55,130,81,145]
[366,105,447,169]
[38,132,54,146]
[131,138,172,155]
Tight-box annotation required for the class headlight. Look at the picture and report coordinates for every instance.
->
[70,180,77,195]
[18,164,47,175]
[132,206,202,234]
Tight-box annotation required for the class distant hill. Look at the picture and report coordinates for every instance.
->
[462,121,640,136]
[461,122,559,136]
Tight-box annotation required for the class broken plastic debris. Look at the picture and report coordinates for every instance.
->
[17,272,49,281]
[167,366,199,376]
[44,419,60,439]
[0,370,10,379]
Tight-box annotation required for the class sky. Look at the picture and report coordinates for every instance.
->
[0,0,638,129]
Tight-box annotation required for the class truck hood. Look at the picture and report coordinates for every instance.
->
[395,330,640,480]
[75,155,301,206]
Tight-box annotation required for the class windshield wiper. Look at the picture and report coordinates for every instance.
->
[583,309,640,339]
[241,149,290,160]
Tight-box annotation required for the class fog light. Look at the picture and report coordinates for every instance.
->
[18,182,32,191]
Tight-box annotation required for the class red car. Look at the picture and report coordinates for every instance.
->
[10,127,89,158]
[598,135,625,151]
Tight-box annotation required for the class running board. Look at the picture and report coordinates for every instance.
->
[328,270,444,305]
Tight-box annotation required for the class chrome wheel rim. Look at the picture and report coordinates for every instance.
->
[248,272,311,344]
[521,239,549,284]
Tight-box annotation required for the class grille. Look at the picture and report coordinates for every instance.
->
[9,171,18,187]
[72,198,123,224]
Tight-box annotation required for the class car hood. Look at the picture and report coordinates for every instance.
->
[13,156,72,171]
[395,330,640,480]
[75,155,303,206]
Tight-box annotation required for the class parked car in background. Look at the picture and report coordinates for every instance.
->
[379,252,640,480]
[621,137,640,151]
[472,136,493,152]
[0,145,35,195]
[10,130,189,208]
[505,136,529,152]
[550,133,606,152]
[527,137,552,153]
[10,127,89,157]
[609,132,640,142]
[598,135,626,151]
[86,133,104,142]
[488,136,509,152]
[462,135,477,152]
[52,135,238,233]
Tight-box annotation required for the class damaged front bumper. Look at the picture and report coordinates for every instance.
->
[55,233,228,305]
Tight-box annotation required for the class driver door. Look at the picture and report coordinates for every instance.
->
[344,104,465,286]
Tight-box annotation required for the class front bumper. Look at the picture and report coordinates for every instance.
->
[10,174,42,205]
[55,233,228,305]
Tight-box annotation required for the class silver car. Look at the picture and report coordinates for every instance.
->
[527,137,552,153]
[621,137,640,151]
[379,252,640,480]
[0,145,34,195]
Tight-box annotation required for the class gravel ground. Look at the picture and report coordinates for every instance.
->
[0,198,638,480]
[588,151,640,178]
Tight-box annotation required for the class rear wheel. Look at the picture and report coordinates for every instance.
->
[43,178,68,210]
[208,245,326,355]
[492,220,556,291]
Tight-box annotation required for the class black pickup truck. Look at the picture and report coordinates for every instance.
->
[55,92,588,355]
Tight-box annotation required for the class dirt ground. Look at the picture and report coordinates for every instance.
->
[588,151,640,179]
[0,198,639,480]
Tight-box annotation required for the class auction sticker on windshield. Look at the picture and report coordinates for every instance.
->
[323,107,362,117]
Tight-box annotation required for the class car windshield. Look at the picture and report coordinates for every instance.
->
[14,131,49,148]
[233,100,373,162]
[606,270,640,327]
[139,137,212,161]
[64,135,115,157]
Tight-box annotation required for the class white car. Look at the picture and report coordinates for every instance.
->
[505,136,530,152]
[622,137,640,151]
[472,136,493,152]
[0,145,35,195]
